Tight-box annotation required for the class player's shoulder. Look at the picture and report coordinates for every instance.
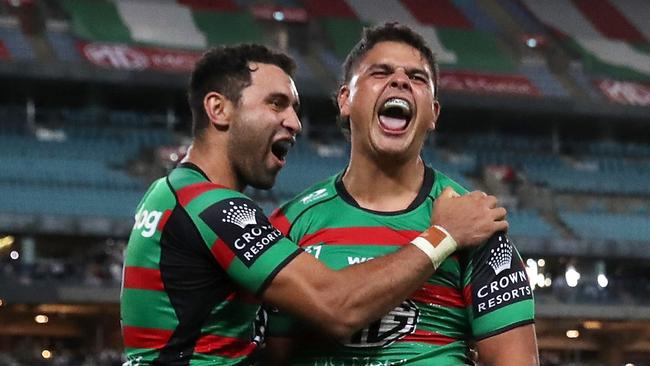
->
[276,174,339,219]
[167,164,249,209]
[430,168,470,197]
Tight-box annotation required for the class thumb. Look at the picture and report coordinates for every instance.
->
[440,186,459,199]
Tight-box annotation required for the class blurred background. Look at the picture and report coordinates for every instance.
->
[0,0,648,365]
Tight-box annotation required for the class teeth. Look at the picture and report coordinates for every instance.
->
[382,98,411,114]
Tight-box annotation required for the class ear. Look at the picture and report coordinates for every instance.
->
[337,85,351,120]
[204,91,233,128]
[429,100,441,131]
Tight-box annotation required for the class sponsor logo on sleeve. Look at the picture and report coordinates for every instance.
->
[472,235,532,317]
[133,209,163,238]
[200,198,284,267]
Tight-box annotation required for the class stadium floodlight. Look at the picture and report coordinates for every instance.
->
[544,277,552,287]
[565,264,580,287]
[525,259,538,289]
[596,261,608,288]
[597,274,608,288]
[35,315,49,324]
[566,329,579,338]
[273,11,285,21]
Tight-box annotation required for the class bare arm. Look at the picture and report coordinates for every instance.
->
[261,188,508,339]
[476,324,539,366]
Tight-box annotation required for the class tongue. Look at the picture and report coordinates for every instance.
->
[379,115,408,131]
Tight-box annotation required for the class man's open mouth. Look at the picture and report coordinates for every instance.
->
[271,138,295,161]
[378,97,413,132]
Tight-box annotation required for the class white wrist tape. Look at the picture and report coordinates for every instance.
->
[410,225,458,269]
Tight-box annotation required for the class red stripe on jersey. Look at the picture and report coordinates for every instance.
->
[122,326,172,349]
[157,209,172,231]
[402,329,457,345]
[299,227,421,247]
[177,182,226,207]
[269,209,291,235]
[193,334,257,357]
[411,283,466,308]
[211,238,236,269]
[123,266,164,291]
[463,285,472,305]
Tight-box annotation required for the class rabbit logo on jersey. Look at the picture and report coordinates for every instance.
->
[473,235,532,316]
[200,198,283,267]
[343,300,419,348]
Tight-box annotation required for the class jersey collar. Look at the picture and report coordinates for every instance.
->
[334,165,436,216]
[178,162,211,181]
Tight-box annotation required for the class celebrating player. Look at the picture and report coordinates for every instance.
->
[120,44,508,365]
[265,23,539,365]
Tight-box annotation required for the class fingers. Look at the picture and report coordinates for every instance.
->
[492,219,509,232]
[484,195,498,209]
[491,207,507,221]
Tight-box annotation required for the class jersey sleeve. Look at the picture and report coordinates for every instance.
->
[194,195,302,295]
[464,232,535,340]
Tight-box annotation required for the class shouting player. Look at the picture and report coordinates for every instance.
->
[120,44,509,365]
[265,23,539,365]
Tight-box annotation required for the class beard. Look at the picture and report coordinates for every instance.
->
[227,117,279,190]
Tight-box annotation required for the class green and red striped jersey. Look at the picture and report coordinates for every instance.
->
[121,163,301,365]
[268,166,534,365]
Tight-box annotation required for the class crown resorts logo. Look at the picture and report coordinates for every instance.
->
[221,201,257,228]
[487,236,513,275]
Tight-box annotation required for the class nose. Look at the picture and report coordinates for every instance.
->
[283,108,302,135]
[389,69,411,91]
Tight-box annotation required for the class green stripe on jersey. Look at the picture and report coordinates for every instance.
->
[226,237,298,294]
[121,288,177,330]
[201,300,261,338]
[123,348,159,364]
[472,299,535,338]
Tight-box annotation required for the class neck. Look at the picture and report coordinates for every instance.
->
[181,138,244,192]
[342,152,425,212]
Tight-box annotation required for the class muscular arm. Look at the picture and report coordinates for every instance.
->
[262,242,433,339]
[476,324,539,366]
[261,189,507,339]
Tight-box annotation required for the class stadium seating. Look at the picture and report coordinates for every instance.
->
[0,23,35,60]
[507,210,559,238]
[62,0,264,49]
[45,28,80,62]
[521,0,650,81]
[560,212,650,242]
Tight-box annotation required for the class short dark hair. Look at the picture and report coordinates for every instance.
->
[338,22,439,137]
[188,44,296,136]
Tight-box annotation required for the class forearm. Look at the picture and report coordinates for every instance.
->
[264,244,434,338]
[324,244,435,336]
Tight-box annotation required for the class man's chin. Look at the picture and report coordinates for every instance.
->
[248,174,277,190]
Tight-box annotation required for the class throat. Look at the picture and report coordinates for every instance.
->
[341,158,426,212]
